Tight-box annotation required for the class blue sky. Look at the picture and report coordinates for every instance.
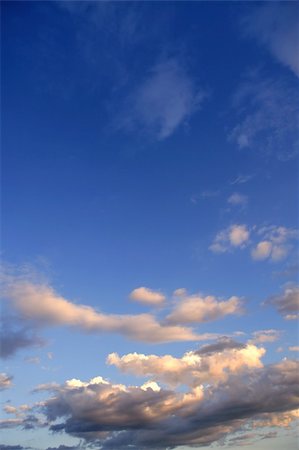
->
[1,2,299,450]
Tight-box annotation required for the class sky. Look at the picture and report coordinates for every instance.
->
[1,1,299,450]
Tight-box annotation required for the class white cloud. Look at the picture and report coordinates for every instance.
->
[251,241,273,260]
[227,193,248,207]
[119,58,205,139]
[210,224,250,253]
[129,287,165,305]
[107,343,265,387]
[243,3,299,78]
[166,293,243,325]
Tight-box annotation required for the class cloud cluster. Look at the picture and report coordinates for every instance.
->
[251,226,298,262]
[266,284,299,320]
[17,357,299,449]
[129,287,165,305]
[107,342,265,387]
[119,59,205,140]
[166,293,243,325]
[209,224,250,253]
[210,224,298,263]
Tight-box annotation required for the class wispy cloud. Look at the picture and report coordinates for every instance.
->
[229,73,299,160]
[243,3,299,78]
[118,58,205,140]
[227,192,248,207]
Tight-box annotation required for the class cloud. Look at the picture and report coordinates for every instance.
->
[119,58,205,139]
[2,277,211,344]
[243,3,299,77]
[210,224,250,253]
[250,329,281,344]
[107,343,265,387]
[0,373,13,390]
[227,193,248,207]
[22,358,299,449]
[166,292,243,325]
[129,287,165,306]
[252,226,298,262]
[265,284,299,320]
[229,74,299,160]
[230,174,255,185]
[0,316,45,359]
[289,346,299,352]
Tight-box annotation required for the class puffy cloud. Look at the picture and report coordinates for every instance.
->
[243,3,299,77]
[0,373,13,390]
[22,358,299,449]
[166,293,243,325]
[210,224,250,253]
[266,285,299,320]
[227,193,248,207]
[118,59,205,140]
[229,74,299,160]
[107,343,265,387]
[2,278,209,344]
[129,287,165,305]
[252,226,298,262]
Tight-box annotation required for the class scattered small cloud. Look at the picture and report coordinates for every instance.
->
[210,224,250,253]
[129,287,165,306]
[227,192,248,207]
[24,356,41,365]
[288,346,299,352]
[0,373,13,390]
[252,226,298,262]
[230,174,255,185]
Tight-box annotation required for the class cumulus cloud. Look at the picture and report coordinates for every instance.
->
[166,292,243,325]
[107,343,265,387]
[129,287,165,305]
[0,373,13,390]
[2,277,211,344]
[20,358,299,449]
[119,58,205,139]
[252,226,298,262]
[229,74,299,160]
[227,193,248,207]
[266,284,299,320]
[209,224,250,253]
[243,3,299,77]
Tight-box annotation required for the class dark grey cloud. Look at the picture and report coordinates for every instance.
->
[0,317,45,359]
[195,337,245,355]
[266,284,299,320]
[0,446,30,450]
